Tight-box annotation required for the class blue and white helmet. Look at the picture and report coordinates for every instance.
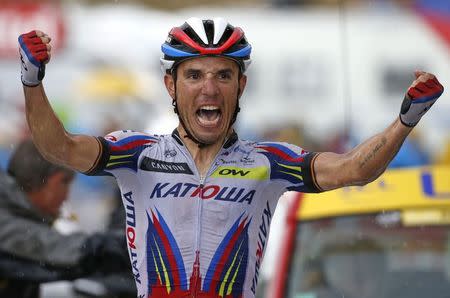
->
[160,17,252,74]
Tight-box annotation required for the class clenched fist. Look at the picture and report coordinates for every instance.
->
[399,71,444,127]
[18,30,52,87]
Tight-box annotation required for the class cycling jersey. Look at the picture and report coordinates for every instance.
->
[87,129,322,298]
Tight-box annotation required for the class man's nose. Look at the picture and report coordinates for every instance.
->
[201,76,219,96]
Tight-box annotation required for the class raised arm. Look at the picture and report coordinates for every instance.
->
[19,30,100,172]
[314,71,444,191]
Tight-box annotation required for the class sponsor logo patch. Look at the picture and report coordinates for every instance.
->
[164,149,177,158]
[123,191,142,285]
[149,182,255,204]
[140,157,193,174]
[241,156,255,165]
[211,166,268,180]
[251,200,272,294]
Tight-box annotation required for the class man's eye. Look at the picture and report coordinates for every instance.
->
[218,73,231,80]
[188,73,200,79]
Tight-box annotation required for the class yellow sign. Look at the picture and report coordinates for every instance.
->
[298,166,450,221]
[402,208,450,226]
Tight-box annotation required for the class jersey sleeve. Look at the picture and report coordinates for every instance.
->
[84,130,158,176]
[255,142,323,193]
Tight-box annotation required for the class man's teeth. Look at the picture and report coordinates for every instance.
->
[197,106,220,125]
[200,106,219,111]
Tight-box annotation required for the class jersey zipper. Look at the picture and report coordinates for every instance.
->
[191,174,205,297]
[192,156,225,297]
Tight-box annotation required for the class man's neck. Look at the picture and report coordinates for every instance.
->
[176,125,232,177]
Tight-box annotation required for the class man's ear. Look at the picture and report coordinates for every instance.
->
[164,74,176,100]
[238,74,247,99]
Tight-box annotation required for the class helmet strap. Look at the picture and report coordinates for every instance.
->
[172,97,210,148]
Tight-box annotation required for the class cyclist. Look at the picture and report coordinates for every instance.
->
[18,17,444,298]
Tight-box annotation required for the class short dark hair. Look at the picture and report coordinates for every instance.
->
[7,139,74,192]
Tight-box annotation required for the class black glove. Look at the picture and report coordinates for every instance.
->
[80,231,130,274]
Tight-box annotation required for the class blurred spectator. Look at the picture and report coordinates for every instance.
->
[322,237,386,298]
[0,139,131,298]
[299,258,334,298]
[302,237,387,298]
[261,122,321,151]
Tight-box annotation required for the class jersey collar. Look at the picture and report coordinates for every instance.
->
[171,128,238,149]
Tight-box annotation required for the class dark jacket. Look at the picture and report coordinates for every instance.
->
[0,170,132,298]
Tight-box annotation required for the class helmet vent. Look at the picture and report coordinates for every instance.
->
[182,25,207,47]
[169,37,181,46]
[217,26,234,46]
[203,20,215,45]
[238,37,248,45]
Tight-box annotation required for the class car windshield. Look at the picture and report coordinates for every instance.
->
[285,212,450,298]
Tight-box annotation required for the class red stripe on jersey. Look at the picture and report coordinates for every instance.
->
[256,146,304,163]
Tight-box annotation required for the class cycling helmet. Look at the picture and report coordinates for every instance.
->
[160,17,252,74]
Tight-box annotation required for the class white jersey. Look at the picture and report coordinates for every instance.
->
[87,129,321,298]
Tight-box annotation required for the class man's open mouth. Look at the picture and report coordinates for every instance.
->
[196,105,221,126]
